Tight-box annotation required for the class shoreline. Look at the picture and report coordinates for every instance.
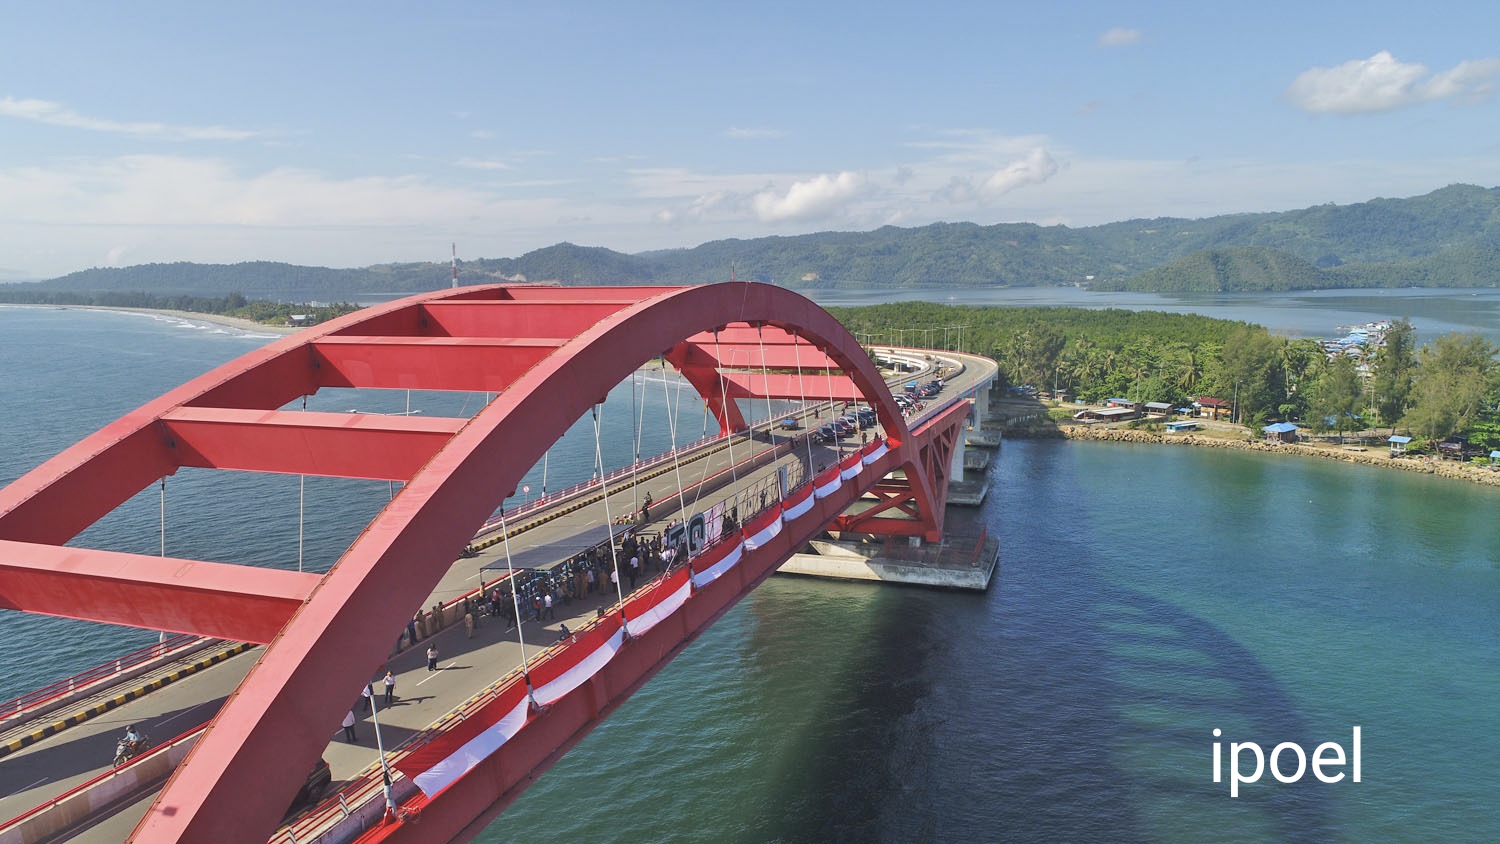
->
[1024,423,1500,489]
[34,304,301,335]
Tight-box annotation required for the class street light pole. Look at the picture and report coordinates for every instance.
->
[369,690,397,821]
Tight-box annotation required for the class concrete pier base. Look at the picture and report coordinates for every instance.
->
[946,475,989,505]
[778,534,998,591]
[966,431,1001,448]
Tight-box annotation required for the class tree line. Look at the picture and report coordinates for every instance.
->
[829,303,1500,454]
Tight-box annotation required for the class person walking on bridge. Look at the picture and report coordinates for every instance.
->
[426,643,439,672]
[341,710,358,742]
[383,670,396,706]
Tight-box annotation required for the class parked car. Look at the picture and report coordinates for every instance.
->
[285,758,332,818]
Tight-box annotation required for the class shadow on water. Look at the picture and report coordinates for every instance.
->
[487,438,1353,844]
[731,438,1336,844]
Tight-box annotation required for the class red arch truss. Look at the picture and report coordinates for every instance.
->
[0,283,947,842]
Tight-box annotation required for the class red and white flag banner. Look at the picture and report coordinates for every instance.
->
[397,681,530,798]
[813,466,842,499]
[623,568,692,638]
[861,437,888,465]
[781,484,815,521]
[690,533,744,589]
[531,617,626,706]
[838,450,864,481]
[742,507,783,550]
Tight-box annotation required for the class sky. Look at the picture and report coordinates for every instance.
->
[3,1,1500,281]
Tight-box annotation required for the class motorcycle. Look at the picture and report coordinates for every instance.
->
[113,734,150,767]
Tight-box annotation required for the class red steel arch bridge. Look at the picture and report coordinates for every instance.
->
[0,283,989,843]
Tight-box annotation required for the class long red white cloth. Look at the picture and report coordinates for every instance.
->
[689,534,743,589]
[742,507,783,550]
[393,444,876,799]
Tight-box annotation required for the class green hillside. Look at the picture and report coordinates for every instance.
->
[1094,246,1336,292]
[5,183,1498,300]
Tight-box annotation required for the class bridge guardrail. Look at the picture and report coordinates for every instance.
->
[0,633,203,725]
[0,725,204,843]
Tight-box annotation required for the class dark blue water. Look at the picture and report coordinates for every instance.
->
[3,305,1498,841]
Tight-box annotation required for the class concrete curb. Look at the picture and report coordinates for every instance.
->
[0,642,254,760]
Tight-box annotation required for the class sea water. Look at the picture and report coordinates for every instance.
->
[2,305,1497,841]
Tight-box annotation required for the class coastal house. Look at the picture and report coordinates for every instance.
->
[1194,397,1231,420]
[1438,436,1468,461]
[1263,422,1300,444]
[1073,406,1138,423]
[1105,398,1137,410]
[1143,401,1172,417]
[1388,435,1412,457]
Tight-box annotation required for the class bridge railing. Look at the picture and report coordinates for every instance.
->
[0,633,202,721]
[0,724,204,842]
[476,399,825,533]
[476,430,722,532]
[276,467,829,842]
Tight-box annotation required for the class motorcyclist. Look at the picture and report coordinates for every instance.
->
[122,724,142,753]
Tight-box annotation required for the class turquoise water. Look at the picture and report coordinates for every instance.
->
[2,305,1498,841]
[489,441,1500,843]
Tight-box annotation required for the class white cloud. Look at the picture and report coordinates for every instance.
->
[0,97,260,141]
[0,154,584,274]
[751,172,867,222]
[936,146,1060,203]
[1097,27,1141,47]
[455,157,511,170]
[1286,51,1500,114]
[726,126,787,140]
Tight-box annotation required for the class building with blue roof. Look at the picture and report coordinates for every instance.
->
[1263,422,1299,443]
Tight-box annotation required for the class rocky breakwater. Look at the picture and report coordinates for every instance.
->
[1047,424,1500,489]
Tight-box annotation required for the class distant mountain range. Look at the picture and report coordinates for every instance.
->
[8,184,1499,301]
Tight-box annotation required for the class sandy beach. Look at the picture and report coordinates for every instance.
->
[78,306,302,335]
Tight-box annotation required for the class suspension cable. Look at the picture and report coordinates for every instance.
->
[711,329,744,531]
[158,477,166,558]
[660,354,691,568]
[793,330,817,474]
[629,367,643,518]
[591,404,629,612]
[497,505,538,707]
[298,395,307,573]
[756,324,784,510]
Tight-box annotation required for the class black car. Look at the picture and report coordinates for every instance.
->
[285,758,333,818]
